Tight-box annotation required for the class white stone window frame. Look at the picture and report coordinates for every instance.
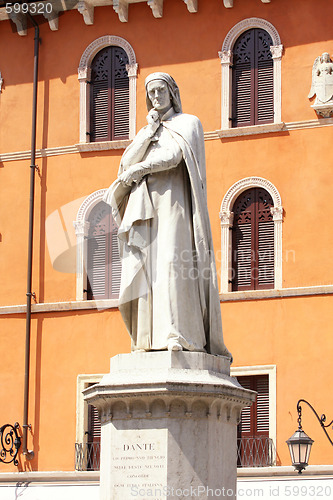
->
[78,35,138,146]
[76,374,104,446]
[219,18,283,131]
[231,364,277,464]
[219,177,283,293]
[74,188,107,301]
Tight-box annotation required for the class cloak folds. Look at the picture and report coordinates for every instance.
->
[104,112,231,358]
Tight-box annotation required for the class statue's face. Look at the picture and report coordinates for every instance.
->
[147,80,172,114]
[323,53,330,63]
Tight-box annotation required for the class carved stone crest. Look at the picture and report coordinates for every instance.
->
[308,52,333,117]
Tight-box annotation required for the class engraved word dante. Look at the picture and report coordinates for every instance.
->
[123,443,155,451]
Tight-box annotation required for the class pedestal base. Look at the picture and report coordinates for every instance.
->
[84,352,255,500]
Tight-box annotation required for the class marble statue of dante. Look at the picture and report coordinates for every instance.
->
[104,72,231,358]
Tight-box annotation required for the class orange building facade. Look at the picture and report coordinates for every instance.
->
[0,0,332,497]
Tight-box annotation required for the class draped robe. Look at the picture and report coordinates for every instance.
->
[104,109,231,357]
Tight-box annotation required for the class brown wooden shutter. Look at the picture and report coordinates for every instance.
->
[87,385,101,471]
[238,377,252,435]
[91,48,112,141]
[232,188,274,291]
[257,189,275,289]
[232,189,254,290]
[88,404,101,444]
[239,375,269,438]
[110,218,121,296]
[90,46,129,142]
[87,202,121,299]
[232,30,254,127]
[237,375,270,467]
[113,47,130,139]
[232,29,274,127]
[256,376,269,435]
[256,30,274,124]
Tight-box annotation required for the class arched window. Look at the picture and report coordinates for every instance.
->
[231,188,274,291]
[74,189,122,302]
[232,29,274,128]
[219,18,283,131]
[78,36,138,146]
[219,177,283,293]
[90,46,129,142]
[87,201,121,300]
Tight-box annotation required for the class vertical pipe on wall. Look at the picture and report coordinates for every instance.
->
[23,14,40,459]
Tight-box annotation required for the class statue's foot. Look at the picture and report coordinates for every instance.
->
[133,349,146,353]
[167,340,183,351]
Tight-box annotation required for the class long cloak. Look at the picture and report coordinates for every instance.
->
[104,112,231,358]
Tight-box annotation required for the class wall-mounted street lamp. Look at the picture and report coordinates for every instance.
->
[286,399,333,474]
[0,423,21,466]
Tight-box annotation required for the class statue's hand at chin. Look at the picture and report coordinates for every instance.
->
[146,109,160,135]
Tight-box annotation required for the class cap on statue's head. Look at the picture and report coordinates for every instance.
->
[145,72,182,113]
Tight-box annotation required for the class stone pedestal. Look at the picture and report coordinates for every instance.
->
[84,352,255,500]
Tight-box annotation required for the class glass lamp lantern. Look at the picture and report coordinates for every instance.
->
[286,428,314,474]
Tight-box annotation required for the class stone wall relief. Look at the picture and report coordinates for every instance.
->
[308,52,333,117]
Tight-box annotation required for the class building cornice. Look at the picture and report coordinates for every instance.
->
[0,1,274,34]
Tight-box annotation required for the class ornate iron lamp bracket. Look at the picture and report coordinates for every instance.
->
[297,399,333,446]
[0,423,21,465]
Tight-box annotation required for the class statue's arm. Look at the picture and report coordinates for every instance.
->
[119,132,182,186]
[120,110,161,170]
[121,127,156,169]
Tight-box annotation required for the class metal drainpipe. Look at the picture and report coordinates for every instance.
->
[22,13,40,460]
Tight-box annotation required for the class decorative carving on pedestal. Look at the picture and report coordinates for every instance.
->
[308,52,333,117]
[97,395,244,425]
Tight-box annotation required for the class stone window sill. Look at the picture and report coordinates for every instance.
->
[217,122,285,138]
[76,140,131,152]
[220,285,333,302]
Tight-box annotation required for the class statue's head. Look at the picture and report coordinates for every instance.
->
[321,52,330,63]
[145,72,182,114]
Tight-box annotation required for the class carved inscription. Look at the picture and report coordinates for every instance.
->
[111,429,167,498]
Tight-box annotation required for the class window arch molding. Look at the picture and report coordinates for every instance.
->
[74,188,108,301]
[219,177,283,293]
[219,18,283,130]
[78,36,138,145]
